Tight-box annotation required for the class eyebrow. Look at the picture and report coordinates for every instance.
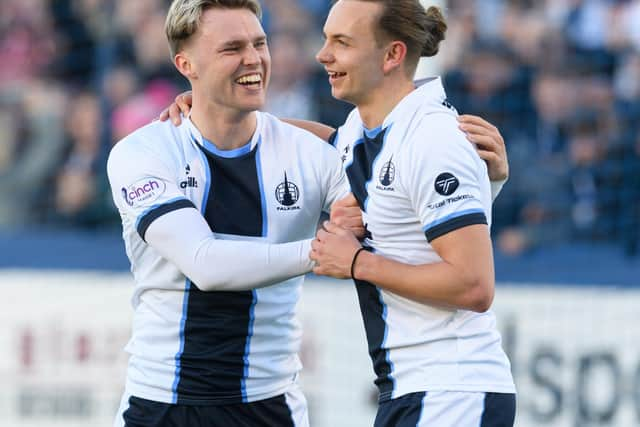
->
[323,32,354,41]
[221,35,267,48]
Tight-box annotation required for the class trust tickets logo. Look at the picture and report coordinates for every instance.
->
[435,172,459,196]
[122,178,166,207]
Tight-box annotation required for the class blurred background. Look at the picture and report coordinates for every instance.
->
[1,0,639,426]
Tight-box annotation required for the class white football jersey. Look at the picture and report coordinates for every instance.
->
[107,111,347,405]
[332,78,515,401]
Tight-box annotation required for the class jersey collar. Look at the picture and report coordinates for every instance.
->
[185,111,263,158]
[381,77,447,129]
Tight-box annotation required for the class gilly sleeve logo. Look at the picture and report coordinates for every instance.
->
[435,172,459,196]
[121,178,167,207]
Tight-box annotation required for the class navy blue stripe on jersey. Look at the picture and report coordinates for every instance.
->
[199,141,265,237]
[345,126,391,212]
[355,277,395,402]
[255,139,268,236]
[136,198,196,241]
[328,130,338,147]
[172,138,267,404]
[175,287,254,404]
[124,394,296,427]
[480,393,516,427]
[423,209,487,243]
[172,279,191,403]
[241,290,258,402]
[373,391,426,427]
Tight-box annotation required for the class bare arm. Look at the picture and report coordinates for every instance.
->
[281,119,336,142]
[311,222,494,313]
[158,92,338,143]
[157,96,509,191]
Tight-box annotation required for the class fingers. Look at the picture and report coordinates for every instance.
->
[458,115,498,132]
[169,103,182,126]
[467,134,500,151]
[159,108,170,122]
[460,123,504,143]
[331,206,363,224]
[176,96,191,116]
[322,220,351,235]
[475,149,500,164]
[340,193,359,207]
[315,228,328,242]
[332,193,359,209]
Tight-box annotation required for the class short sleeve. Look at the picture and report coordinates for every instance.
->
[107,137,195,241]
[402,114,489,243]
[322,146,350,212]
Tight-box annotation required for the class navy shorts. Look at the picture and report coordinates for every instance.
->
[117,389,308,427]
[374,391,516,427]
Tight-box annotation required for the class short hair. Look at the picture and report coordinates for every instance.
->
[165,0,263,58]
[346,0,447,72]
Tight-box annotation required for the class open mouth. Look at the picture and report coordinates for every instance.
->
[235,73,263,88]
[328,71,346,82]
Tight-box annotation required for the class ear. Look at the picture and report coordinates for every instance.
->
[382,41,407,75]
[174,51,197,80]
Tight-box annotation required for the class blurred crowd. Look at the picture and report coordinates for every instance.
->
[0,0,638,257]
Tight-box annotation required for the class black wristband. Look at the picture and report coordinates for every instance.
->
[350,247,366,280]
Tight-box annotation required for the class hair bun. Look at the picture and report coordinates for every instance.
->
[422,6,447,57]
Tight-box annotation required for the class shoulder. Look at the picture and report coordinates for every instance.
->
[108,120,183,174]
[333,107,361,148]
[408,111,471,153]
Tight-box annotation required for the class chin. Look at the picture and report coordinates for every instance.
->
[238,102,265,113]
[332,88,355,105]
[331,87,347,102]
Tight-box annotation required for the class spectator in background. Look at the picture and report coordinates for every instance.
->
[0,0,57,90]
[47,91,118,228]
[0,0,637,255]
[266,31,318,120]
[0,82,67,228]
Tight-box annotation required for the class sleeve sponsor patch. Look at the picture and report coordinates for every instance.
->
[427,193,476,210]
[121,178,167,207]
[435,172,459,196]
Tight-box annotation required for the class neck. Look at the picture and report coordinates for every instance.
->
[189,92,257,150]
[358,76,415,130]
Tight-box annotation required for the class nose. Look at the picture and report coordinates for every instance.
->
[316,41,332,65]
[243,45,261,66]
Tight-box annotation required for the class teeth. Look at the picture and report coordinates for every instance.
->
[236,74,262,84]
[328,72,345,78]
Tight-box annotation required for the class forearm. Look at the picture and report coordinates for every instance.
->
[191,237,313,291]
[146,209,314,291]
[353,252,493,312]
[282,118,336,142]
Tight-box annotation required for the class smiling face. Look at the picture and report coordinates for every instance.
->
[315,0,388,107]
[179,7,271,114]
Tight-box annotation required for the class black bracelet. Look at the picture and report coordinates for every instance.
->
[350,247,366,280]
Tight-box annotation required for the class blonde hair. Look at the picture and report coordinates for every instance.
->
[165,0,262,58]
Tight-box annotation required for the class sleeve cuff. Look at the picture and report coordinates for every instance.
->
[137,199,197,241]
[424,212,487,243]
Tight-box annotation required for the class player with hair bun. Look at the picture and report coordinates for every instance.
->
[310,1,516,426]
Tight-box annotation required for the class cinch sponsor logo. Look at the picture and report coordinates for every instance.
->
[121,179,166,207]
